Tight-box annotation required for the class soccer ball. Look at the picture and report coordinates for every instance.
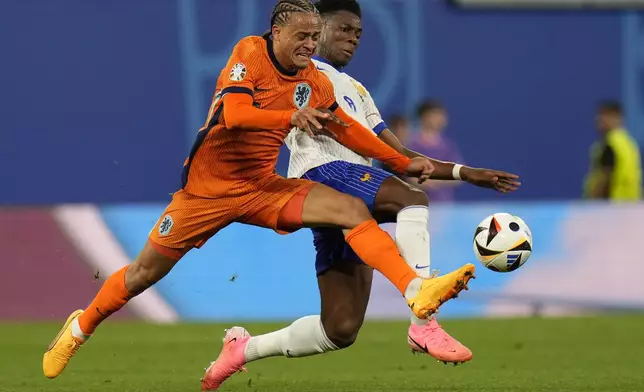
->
[473,213,532,272]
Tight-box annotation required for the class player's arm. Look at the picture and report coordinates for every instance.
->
[325,106,419,175]
[221,77,333,132]
[358,89,518,192]
[378,128,520,193]
[315,76,430,178]
[357,87,459,180]
[378,129,462,191]
[378,129,462,180]
[218,38,298,131]
[588,145,615,199]
[224,94,335,133]
[223,93,295,130]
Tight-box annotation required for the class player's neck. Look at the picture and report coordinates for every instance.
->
[274,52,298,73]
[313,51,343,71]
[266,37,299,76]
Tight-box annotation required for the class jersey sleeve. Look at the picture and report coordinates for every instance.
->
[362,88,388,135]
[328,106,411,173]
[218,37,295,130]
[220,38,263,98]
[223,93,294,130]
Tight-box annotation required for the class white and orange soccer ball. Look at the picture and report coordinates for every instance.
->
[473,213,532,272]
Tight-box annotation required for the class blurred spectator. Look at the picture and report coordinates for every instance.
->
[387,114,410,145]
[583,100,642,201]
[407,99,464,202]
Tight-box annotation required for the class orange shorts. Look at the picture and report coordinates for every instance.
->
[148,175,315,257]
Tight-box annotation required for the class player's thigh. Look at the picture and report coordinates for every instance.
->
[318,260,373,347]
[300,183,372,229]
[304,161,394,211]
[148,189,234,255]
[241,174,373,232]
[240,176,316,233]
[372,176,429,220]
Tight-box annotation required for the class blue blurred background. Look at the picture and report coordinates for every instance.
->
[1,0,643,322]
[4,0,644,203]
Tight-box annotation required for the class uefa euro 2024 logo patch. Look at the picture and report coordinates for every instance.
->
[293,83,311,109]
[229,63,246,82]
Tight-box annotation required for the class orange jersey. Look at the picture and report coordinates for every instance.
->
[181,35,337,198]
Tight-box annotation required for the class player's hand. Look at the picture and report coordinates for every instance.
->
[460,167,521,193]
[315,107,349,128]
[291,107,347,139]
[405,157,435,184]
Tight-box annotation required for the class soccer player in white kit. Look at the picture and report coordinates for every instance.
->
[202,1,521,387]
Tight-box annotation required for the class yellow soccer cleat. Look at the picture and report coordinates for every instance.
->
[407,264,476,319]
[43,309,85,379]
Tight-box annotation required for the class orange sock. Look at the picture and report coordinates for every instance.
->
[345,220,417,295]
[78,266,132,335]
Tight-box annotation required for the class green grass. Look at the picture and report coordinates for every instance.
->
[2,315,643,391]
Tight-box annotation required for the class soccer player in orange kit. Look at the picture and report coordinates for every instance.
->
[42,0,475,382]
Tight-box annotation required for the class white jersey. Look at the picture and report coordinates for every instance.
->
[285,57,387,179]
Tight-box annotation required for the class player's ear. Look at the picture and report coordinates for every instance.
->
[271,25,281,41]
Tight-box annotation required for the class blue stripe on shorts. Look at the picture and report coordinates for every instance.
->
[302,161,393,274]
[303,160,392,209]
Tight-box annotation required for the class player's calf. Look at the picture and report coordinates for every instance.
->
[125,242,181,295]
[318,263,372,348]
[42,241,181,379]
[76,241,178,336]
[300,183,472,319]
[302,184,419,300]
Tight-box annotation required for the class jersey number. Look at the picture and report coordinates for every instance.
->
[343,96,357,112]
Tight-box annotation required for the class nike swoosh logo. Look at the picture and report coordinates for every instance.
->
[408,336,428,353]
[415,264,430,269]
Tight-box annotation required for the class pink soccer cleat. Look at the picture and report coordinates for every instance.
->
[201,326,251,391]
[407,318,473,364]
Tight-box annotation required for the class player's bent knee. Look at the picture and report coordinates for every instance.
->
[374,178,429,217]
[338,195,372,228]
[401,187,429,208]
[322,315,364,348]
[304,184,372,229]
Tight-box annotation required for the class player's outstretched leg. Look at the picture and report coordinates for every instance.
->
[372,176,472,364]
[42,240,181,378]
[201,263,372,391]
[301,183,475,319]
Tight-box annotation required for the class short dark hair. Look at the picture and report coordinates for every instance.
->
[598,100,622,115]
[314,0,362,18]
[416,99,445,118]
